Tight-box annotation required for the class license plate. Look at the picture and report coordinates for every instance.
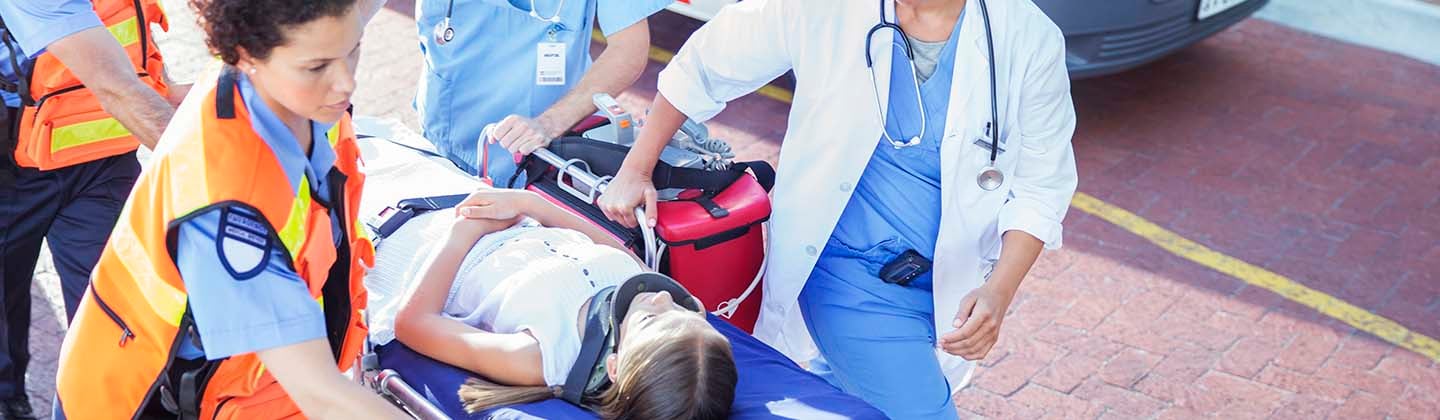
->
[1197,0,1248,20]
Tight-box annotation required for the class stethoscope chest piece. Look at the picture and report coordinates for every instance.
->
[977,166,1004,191]
[434,17,455,45]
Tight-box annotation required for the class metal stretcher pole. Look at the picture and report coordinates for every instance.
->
[532,148,660,270]
[378,369,452,420]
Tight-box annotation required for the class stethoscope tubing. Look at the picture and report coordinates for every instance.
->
[977,0,1000,164]
[435,0,567,45]
[865,0,1000,166]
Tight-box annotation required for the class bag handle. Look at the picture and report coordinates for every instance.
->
[529,137,775,193]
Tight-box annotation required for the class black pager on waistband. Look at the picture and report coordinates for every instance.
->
[880,249,932,287]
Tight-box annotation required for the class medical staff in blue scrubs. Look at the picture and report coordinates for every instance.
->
[0,1,180,417]
[601,0,1079,418]
[797,12,964,419]
[414,0,671,182]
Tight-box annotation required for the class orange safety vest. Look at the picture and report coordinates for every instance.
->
[53,67,373,419]
[0,0,169,170]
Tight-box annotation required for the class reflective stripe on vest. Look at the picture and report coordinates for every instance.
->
[107,16,141,47]
[8,0,168,170]
[109,221,188,327]
[51,118,133,153]
[279,174,312,259]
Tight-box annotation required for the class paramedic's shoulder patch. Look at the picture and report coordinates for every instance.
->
[216,206,274,280]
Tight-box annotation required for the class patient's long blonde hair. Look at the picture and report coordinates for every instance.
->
[458,321,737,419]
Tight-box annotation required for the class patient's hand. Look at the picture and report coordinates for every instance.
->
[456,188,542,221]
[448,215,519,243]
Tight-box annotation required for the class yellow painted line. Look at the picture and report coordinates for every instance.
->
[592,30,795,104]
[1071,193,1440,362]
[601,29,1440,362]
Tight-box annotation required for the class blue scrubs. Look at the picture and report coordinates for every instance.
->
[797,13,964,420]
[0,0,123,403]
[414,0,670,181]
[171,73,340,360]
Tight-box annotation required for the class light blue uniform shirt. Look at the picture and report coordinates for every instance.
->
[0,0,103,107]
[173,73,341,360]
[415,0,671,180]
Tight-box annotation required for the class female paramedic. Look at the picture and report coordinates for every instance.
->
[52,0,407,418]
[598,0,1078,418]
[386,188,737,418]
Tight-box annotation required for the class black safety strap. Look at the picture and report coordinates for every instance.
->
[506,153,535,189]
[176,359,220,420]
[692,195,730,219]
[367,193,470,240]
[561,287,616,406]
[161,309,223,420]
[397,194,470,212]
[734,161,777,192]
[215,67,238,119]
[650,164,739,194]
[321,169,354,360]
[654,160,775,193]
[510,152,545,189]
[0,16,34,106]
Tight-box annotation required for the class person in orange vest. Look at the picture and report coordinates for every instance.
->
[52,0,407,418]
[0,1,186,418]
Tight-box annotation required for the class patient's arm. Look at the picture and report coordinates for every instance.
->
[457,188,639,261]
[394,217,548,386]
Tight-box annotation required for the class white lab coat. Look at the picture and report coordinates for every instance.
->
[657,0,1077,388]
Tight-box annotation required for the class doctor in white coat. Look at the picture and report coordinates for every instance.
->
[598,0,1076,417]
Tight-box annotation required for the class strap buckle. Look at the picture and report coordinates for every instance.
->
[365,205,415,240]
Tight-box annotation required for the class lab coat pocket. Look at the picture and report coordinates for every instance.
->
[1018,132,1049,155]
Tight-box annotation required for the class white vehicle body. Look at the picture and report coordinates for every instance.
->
[665,0,736,21]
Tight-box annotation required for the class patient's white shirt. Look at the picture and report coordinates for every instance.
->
[368,213,642,386]
[446,226,641,385]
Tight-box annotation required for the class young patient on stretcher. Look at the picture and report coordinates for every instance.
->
[392,186,738,419]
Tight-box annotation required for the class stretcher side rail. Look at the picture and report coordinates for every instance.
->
[376,369,452,420]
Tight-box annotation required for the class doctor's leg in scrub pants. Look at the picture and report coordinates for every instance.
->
[800,244,959,420]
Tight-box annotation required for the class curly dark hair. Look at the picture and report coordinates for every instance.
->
[190,0,359,65]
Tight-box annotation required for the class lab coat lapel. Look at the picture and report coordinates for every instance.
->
[933,0,993,390]
[942,0,989,150]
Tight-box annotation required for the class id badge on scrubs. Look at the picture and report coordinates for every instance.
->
[536,42,566,86]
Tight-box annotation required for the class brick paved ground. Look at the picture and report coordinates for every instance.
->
[20,1,1440,418]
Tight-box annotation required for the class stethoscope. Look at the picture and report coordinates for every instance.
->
[434,0,567,45]
[865,0,1005,191]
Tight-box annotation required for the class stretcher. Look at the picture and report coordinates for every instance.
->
[350,117,885,419]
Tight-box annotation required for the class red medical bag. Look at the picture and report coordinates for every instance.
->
[513,137,773,332]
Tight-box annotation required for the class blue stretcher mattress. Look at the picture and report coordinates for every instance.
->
[377,315,886,419]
